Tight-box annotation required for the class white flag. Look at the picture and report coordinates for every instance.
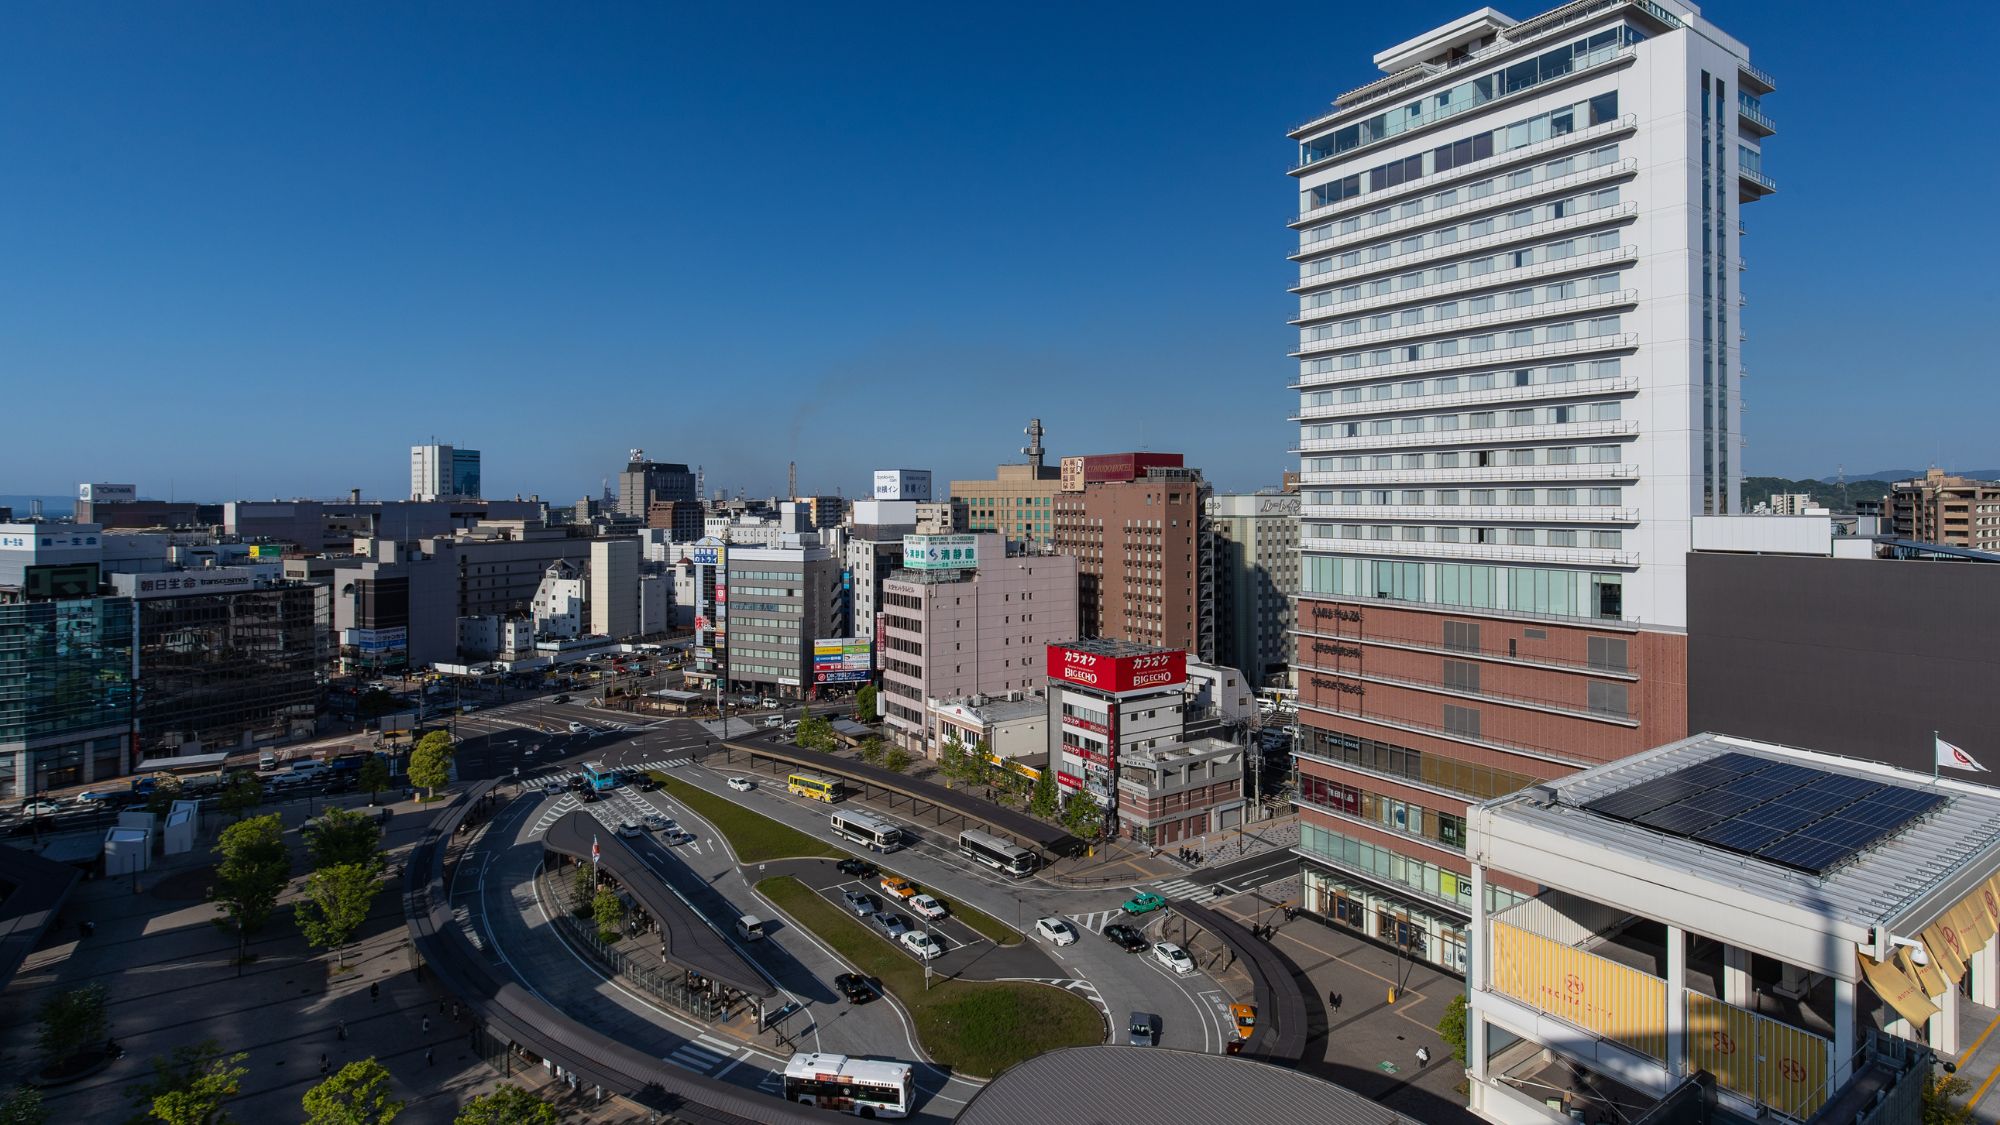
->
[1938,736,1988,773]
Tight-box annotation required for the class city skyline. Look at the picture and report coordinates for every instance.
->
[4,0,1992,499]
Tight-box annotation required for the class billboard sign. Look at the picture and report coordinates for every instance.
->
[814,638,872,682]
[872,469,933,502]
[1060,456,1086,492]
[815,670,871,685]
[902,533,977,571]
[1055,770,1083,790]
[691,538,725,567]
[121,569,262,599]
[1046,643,1187,693]
[344,627,408,653]
[79,483,137,503]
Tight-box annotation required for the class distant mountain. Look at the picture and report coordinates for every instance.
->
[1744,476,1889,514]
[1816,469,2000,484]
[0,495,73,518]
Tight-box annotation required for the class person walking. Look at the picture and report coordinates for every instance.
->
[336,1020,347,1041]
[369,982,380,1003]
[1330,991,1342,1013]
[320,1053,330,1075]
[1415,1046,1431,1067]
[425,1047,434,1066]
[421,1016,430,1034]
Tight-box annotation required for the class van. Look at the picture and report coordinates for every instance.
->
[735,915,767,941]
[258,753,278,772]
[762,715,784,729]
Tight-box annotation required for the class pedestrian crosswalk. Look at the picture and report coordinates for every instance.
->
[1150,876,1223,903]
[1068,908,1122,932]
[665,1037,733,1074]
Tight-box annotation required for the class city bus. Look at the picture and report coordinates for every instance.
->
[581,762,618,792]
[957,828,1037,878]
[829,809,904,853]
[788,772,841,802]
[782,1052,914,1118]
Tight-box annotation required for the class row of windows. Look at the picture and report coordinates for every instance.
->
[1303,315,1625,374]
[1305,400,1623,442]
[728,570,801,582]
[1303,187,1621,282]
[1298,774,1467,851]
[1302,144,1622,250]
[1307,239,1627,329]
[1303,276,1624,346]
[1310,525,1625,548]
[1311,485,1624,507]
[1304,446,1625,480]
[1299,822,1474,909]
[1302,359,1625,413]
[1302,556,1624,619]
[1302,727,1547,802]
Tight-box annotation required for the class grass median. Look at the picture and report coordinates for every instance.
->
[912,888,1019,946]
[757,875,1101,1078]
[652,773,845,863]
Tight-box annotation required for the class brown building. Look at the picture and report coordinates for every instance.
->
[1052,458,1206,654]
[645,500,702,540]
[1888,468,2000,549]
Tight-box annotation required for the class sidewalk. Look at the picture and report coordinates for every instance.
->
[1043,812,1302,887]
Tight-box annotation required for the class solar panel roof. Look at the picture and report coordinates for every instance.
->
[1581,753,1948,875]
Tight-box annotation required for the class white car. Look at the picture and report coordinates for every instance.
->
[726,777,754,792]
[1035,917,1078,946]
[615,821,642,839]
[909,894,947,921]
[567,721,586,734]
[16,801,61,818]
[900,931,944,961]
[1152,941,1195,974]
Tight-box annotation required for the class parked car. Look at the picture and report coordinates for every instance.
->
[842,890,879,916]
[908,894,947,921]
[899,931,943,961]
[1121,891,1168,915]
[1152,941,1195,974]
[870,912,911,939]
[616,821,642,839]
[1127,1011,1160,1047]
[836,858,876,878]
[761,715,784,729]
[727,777,755,792]
[642,813,671,833]
[1035,917,1079,946]
[879,875,918,900]
[834,973,877,1004]
[1102,923,1148,952]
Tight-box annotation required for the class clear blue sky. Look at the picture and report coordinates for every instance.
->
[2,0,1993,504]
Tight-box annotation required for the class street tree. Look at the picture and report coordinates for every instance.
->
[357,756,392,806]
[794,716,835,752]
[296,862,383,969]
[592,887,625,943]
[1060,792,1103,840]
[454,1085,559,1125]
[301,1057,402,1125]
[0,1085,45,1125]
[881,746,911,774]
[936,738,967,787]
[125,1040,248,1125]
[1436,993,1468,1064]
[216,774,262,823]
[856,737,884,766]
[304,808,383,872]
[408,731,454,800]
[34,984,107,1072]
[208,814,291,969]
[853,685,877,723]
[570,861,596,910]
[1029,767,1059,818]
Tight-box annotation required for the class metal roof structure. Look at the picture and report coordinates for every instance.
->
[955,1046,1423,1125]
[0,844,80,992]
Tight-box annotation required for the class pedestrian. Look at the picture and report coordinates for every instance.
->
[1415,1046,1431,1067]
[1330,991,1342,1012]
[422,1016,430,1033]
[337,1020,347,1041]
[438,997,446,1015]
[370,982,380,1003]
[320,1053,329,1075]
[425,1047,434,1066]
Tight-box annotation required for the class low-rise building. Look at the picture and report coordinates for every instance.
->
[529,559,585,638]
[1044,639,1189,828]
[928,694,1047,762]
[1888,468,2000,549]
[1115,737,1245,846]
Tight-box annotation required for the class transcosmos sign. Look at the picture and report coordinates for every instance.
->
[1045,644,1186,693]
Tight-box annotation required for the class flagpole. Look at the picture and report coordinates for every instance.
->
[1934,731,1942,784]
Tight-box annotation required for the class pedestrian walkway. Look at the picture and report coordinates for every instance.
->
[1150,876,1223,904]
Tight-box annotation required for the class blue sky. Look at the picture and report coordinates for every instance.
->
[2,1,1992,503]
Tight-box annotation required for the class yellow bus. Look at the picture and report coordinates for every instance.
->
[788,773,841,802]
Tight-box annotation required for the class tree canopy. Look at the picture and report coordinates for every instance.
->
[408,731,454,798]
[209,814,291,968]
[454,1086,558,1125]
[125,1040,248,1125]
[301,1057,402,1125]
[296,862,384,968]
[303,808,383,872]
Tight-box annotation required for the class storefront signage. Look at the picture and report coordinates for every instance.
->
[1046,644,1186,693]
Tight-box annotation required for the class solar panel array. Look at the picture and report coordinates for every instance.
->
[1581,752,1947,875]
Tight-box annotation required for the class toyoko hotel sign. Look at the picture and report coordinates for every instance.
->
[1045,643,1188,693]
[872,469,932,502]
[901,534,977,571]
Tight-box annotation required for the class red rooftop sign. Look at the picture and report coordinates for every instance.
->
[1046,643,1186,694]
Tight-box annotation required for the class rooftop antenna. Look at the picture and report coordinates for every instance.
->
[696,465,705,506]
[1022,418,1046,474]
[1837,463,1847,511]
[788,460,797,501]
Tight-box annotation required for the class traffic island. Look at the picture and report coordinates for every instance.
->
[651,774,846,863]
[755,875,1100,1078]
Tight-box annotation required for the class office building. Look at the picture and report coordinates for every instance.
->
[589,537,640,639]
[914,500,967,534]
[951,419,1064,546]
[1887,469,2000,549]
[224,497,543,553]
[720,537,844,699]
[878,535,1079,753]
[529,559,586,639]
[446,521,595,621]
[1208,492,1301,685]
[1044,639,1189,825]
[616,451,696,521]
[332,539,456,672]
[0,523,135,796]
[645,499,703,541]
[1765,491,1818,515]
[1287,1,1773,973]
[682,539,729,693]
[793,495,846,531]
[1115,738,1246,847]
[76,484,220,530]
[1465,733,1973,1123]
[411,444,481,502]
[1051,455,1208,654]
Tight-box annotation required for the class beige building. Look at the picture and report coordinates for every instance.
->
[950,464,1063,545]
[1889,469,2000,549]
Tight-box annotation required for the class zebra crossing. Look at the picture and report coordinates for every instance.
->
[664,1035,739,1075]
[1149,876,1223,904]
[1068,908,1125,933]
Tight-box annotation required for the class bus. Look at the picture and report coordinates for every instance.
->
[782,1052,914,1118]
[957,828,1037,878]
[788,772,841,802]
[581,762,618,792]
[830,809,903,852]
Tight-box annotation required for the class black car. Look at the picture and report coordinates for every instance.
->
[1102,923,1149,952]
[552,694,571,704]
[636,776,660,792]
[834,973,877,1004]
[836,858,877,878]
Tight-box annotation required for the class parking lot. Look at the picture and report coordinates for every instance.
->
[792,867,994,973]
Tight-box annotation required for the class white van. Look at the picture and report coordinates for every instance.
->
[735,915,767,941]
[258,753,278,772]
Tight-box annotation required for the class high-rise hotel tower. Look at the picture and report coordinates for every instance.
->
[1287,0,1774,972]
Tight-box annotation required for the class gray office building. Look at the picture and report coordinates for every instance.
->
[1207,492,1299,687]
[617,452,697,521]
[723,538,844,699]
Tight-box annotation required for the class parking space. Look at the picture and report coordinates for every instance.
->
[789,869,995,970]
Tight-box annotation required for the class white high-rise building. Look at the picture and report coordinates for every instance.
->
[411,443,480,502]
[1287,2,1774,974]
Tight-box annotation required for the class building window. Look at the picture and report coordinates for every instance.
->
[1587,681,1630,718]
[1443,704,1481,738]
[1442,659,1480,693]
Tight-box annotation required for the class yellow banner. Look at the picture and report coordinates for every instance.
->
[1859,951,1940,1028]
[1490,921,1666,1061]
[1760,1015,1831,1120]
[1977,875,2000,933]
[1924,921,1967,985]
[1909,946,1949,999]
[1950,899,1992,963]
[1686,992,1760,1098]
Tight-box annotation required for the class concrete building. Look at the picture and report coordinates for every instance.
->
[914,500,967,534]
[1051,456,1208,654]
[1115,737,1245,846]
[1287,0,1774,974]
[75,482,220,530]
[119,575,320,755]
[638,572,670,636]
[411,443,481,502]
[446,521,594,621]
[1465,733,1972,1124]
[793,495,846,531]
[0,523,135,796]
[872,470,933,502]
[589,538,640,639]
[722,536,844,699]
[843,499,920,653]
[1044,639,1189,828]
[878,535,1080,753]
[332,539,456,672]
[1208,492,1301,685]
[1887,468,2000,550]
[224,497,543,553]
[616,451,696,521]
[529,559,585,639]
[950,420,1064,546]
[681,539,729,694]
[645,499,703,540]
[928,694,1048,762]
[1764,491,1818,515]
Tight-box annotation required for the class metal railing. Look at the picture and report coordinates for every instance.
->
[542,871,731,1022]
[1738,59,1777,92]
[1292,245,1638,324]
[1293,290,1639,356]
[1298,662,1638,725]
[1292,157,1636,259]
[1295,417,1638,452]
[1294,332,1640,387]
[1740,166,1779,193]
[1293,201,1638,292]
[1294,375,1638,421]
[1297,462,1639,487]
[1737,100,1776,134]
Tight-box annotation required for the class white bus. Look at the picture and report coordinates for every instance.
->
[957,828,1037,878]
[782,1052,914,1118]
[830,809,904,853]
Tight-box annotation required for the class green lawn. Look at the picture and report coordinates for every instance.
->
[652,774,845,863]
[907,886,1020,946]
[757,876,1100,1078]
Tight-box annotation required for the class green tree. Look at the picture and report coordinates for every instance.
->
[303,808,383,872]
[35,984,107,1070]
[1924,1073,1973,1125]
[301,1057,402,1125]
[1029,767,1059,818]
[454,1085,559,1125]
[296,862,383,969]
[570,861,596,910]
[356,689,398,719]
[936,737,966,787]
[853,685,877,723]
[143,775,185,821]
[795,716,835,752]
[0,1085,45,1125]
[216,774,262,823]
[357,756,392,806]
[857,737,884,766]
[125,1040,247,1125]
[1060,792,1102,839]
[407,731,454,799]
[881,747,911,774]
[592,887,625,943]
[208,814,291,970]
[1435,992,1468,1064]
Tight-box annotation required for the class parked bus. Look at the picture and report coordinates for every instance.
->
[957,828,1037,878]
[782,1052,913,1118]
[581,762,618,792]
[830,809,903,852]
[788,772,841,802]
